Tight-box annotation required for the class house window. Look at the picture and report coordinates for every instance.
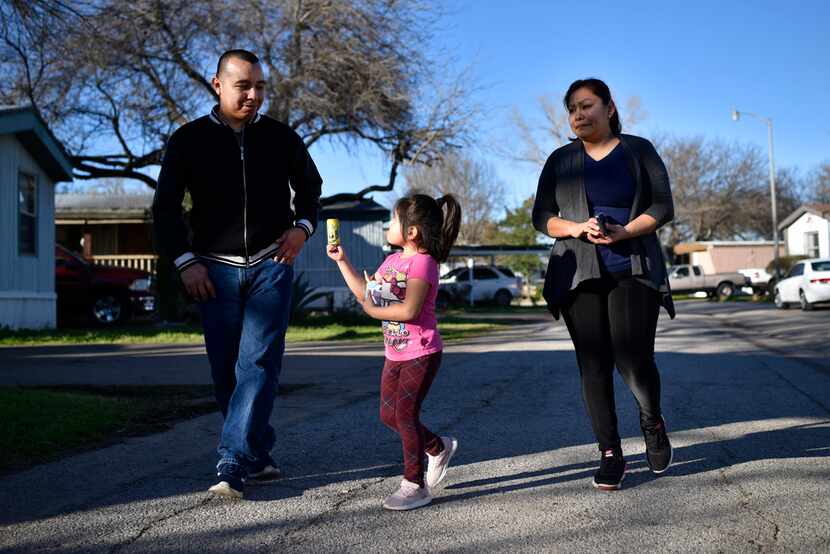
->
[804,232,819,258]
[18,172,37,255]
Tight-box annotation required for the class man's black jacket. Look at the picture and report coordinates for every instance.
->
[152,107,323,271]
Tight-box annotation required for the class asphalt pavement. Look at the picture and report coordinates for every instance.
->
[0,301,828,553]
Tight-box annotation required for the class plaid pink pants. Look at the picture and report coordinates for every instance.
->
[379,351,445,486]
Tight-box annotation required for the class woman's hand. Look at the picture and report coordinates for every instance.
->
[569,218,603,239]
[586,223,631,245]
[326,244,347,262]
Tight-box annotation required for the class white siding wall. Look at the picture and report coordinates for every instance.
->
[785,212,830,258]
[0,135,57,329]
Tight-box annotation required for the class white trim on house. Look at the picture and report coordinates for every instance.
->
[778,204,830,231]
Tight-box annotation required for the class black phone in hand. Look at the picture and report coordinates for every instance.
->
[596,212,609,235]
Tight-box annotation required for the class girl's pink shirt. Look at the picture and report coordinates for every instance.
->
[366,251,442,361]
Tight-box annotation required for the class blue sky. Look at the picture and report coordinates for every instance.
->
[311,0,830,210]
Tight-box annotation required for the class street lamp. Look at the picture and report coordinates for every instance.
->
[732,107,780,282]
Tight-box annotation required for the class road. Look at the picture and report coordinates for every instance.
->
[0,301,828,553]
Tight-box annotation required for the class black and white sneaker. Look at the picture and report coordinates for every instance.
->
[208,473,244,499]
[592,448,626,491]
[642,416,673,474]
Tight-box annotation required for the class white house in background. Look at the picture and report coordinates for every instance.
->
[0,106,73,329]
[779,204,830,259]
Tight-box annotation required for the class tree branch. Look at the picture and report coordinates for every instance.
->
[72,161,158,189]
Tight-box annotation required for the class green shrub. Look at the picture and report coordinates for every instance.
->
[290,272,332,323]
[766,255,808,278]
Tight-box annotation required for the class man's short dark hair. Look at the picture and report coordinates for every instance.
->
[217,49,260,76]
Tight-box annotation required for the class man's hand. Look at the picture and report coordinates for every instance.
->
[180,263,216,302]
[273,228,307,264]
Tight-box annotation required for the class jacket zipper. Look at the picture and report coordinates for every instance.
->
[240,126,250,267]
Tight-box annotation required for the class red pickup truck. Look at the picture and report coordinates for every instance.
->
[55,245,156,325]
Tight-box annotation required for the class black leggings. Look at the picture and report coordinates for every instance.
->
[562,275,663,451]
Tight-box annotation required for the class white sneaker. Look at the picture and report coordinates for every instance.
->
[426,436,458,488]
[382,479,432,511]
[208,480,243,499]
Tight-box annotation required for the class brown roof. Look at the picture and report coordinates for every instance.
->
[56,193,153,221]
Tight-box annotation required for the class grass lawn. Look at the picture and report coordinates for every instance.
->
[0,385,216,475]
[0,307,535,473]
[0,311,517,347]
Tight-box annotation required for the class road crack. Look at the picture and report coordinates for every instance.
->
[108,496,213,553]
[279,477,387,547]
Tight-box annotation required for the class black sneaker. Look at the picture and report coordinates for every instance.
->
[247,455,282,484]
[592,447,626,491]
[208,473,244,499]
[642,416,673,474]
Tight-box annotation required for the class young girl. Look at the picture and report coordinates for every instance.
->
[327,193,462,511]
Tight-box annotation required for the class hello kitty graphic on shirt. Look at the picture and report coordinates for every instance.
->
[366,264,411,352]
[365,251,442,361]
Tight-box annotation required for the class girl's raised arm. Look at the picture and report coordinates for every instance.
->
[327,245,368,302]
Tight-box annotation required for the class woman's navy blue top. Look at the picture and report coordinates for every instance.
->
[584,142,635,273]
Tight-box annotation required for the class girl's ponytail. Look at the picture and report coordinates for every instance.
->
[436,194,461,263]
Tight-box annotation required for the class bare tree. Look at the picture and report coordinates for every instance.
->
[508,94,647,167]
[2,0,477,198]
[655,135,806,245]
[4,0,85,19]
[403,153,503,244]
[806,162,830,204]
[0,0,90,128]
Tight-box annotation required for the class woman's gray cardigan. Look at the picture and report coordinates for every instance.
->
[532,134,676,320]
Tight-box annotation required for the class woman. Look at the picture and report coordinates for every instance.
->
[532,78,675,491]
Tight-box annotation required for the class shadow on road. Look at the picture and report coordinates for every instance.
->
[438,419,830,504]
[1,338,829,536]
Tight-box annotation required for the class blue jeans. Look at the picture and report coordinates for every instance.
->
[198,258,293,478]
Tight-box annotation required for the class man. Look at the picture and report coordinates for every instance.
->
[152,49,322,499]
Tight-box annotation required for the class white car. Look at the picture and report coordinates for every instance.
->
[774,258,830,311]
[438,266,521,308]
